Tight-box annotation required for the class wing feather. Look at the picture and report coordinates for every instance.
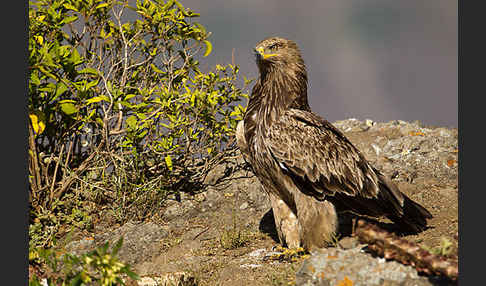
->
[266,109,382,199]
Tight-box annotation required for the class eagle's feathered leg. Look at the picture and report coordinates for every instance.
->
[293,192,338,251]
[268,190,301,248]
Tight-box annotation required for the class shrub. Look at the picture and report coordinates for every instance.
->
[29,238,139,285]
[28,0,250,249]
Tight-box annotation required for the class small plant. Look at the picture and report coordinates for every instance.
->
[267,264,298,286]
[329,232,342,248]
[219,208,252,250]
[29,238,139,286]
[421,237,454,257]
[219,227,251,250]
[218,192,254,250]
[159,235,183,251]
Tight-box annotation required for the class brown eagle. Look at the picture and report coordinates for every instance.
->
[236,37,432,251]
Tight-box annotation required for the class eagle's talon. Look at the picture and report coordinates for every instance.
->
[264,246,309,263]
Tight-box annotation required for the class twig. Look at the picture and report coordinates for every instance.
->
[28,124,42,192]
[354,219,458,281]
[193,226,210,240]
[49,144,64,205]
[64,138,75,170]
[53,139,105,200]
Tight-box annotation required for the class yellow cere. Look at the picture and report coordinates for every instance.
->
[256,47,277,59]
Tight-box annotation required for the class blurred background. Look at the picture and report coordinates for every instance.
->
[180,0,457,128]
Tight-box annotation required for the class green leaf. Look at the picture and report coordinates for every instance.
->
[58,99,76,104]
[68,274,82,286]
[54,82,68,101]
[60,16,78,25]
[126,115,137,129]
[85,79,99,91]
[63,3,78,11]
[165,155,173,171]
[86,96,109,104]
[69,48,83,66]
[60,102,78,115]
[149,47,157,56]
[150,64,165,74]
[95,3,109,9]
[95,117,103,126]
[203,40,212,57]
[86,109,96,120]
[125,269,140,281]
[78,67,99,75]
[38,66,57,81]
[124,94,136,100]
[100,241,110,254]
[111,237,123,256]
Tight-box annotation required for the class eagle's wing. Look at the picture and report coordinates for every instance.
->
[266,109,409,217]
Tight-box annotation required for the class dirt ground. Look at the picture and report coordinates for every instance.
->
[58,120,459,285]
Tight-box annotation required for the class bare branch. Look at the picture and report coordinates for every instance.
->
[48,144,64,205]
[354,220,458,281]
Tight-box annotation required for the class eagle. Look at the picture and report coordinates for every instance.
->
[236,37,432,251]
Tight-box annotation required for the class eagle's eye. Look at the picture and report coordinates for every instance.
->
[268,43,281,51]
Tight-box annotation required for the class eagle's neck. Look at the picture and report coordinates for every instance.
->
[253,63,309,127]
[243,60,308,146]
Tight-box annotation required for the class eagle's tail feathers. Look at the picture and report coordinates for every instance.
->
[377,172,432,233]
[389,195,433,233]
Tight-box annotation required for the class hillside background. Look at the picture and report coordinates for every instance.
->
[179,0,458,128]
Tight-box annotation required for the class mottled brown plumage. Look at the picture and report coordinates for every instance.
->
[236,37,432,251]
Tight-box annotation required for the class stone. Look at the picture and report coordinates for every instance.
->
[239,202,249,210]
[137,272,196,286]
[295,247,431,286]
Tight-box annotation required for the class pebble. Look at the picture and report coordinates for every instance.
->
[248,248,266,257]
[240,263,262,269]
[239,202,249,210]
[371,144,381,156]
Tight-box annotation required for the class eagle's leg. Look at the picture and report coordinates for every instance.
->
[268,191,301,249]
[294,193,338,251]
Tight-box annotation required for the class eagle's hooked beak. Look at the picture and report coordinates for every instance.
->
[254,47,277,60]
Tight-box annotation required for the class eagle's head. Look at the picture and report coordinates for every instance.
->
[253,37,305,74]
[250,37,309,111]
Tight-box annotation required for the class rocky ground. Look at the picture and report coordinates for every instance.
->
[60,119,458,285]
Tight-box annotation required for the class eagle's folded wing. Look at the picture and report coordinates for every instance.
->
[266,109,405,208]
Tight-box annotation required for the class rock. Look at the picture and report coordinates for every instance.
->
[239,202,249,210]
[335,118,457,188]
[164,200,192,220]
[137,272,196,286]
[240,263,262,269]
[333,118,371,132]
[203,163,227,185]
[295,247,436,286]
[337,236,360,250]
[66,221,169,266]
[63,237,95,256]
[371,143,381,156]
[248,248,267,258]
